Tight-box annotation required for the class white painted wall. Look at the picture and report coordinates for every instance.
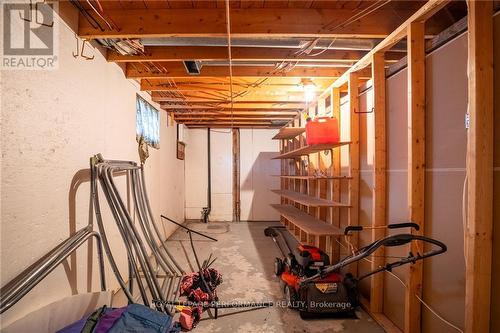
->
[0,3,184,327]
[240,129,281,221]
[209,130,233,221]
[185,128,280,221]
[184,129,208,220]
[184,128,233,221]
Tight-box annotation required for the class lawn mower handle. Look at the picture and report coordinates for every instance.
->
[343,222,420,235]
[300,233,446,286]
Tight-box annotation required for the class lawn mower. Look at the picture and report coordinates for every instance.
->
[264,223,447,318]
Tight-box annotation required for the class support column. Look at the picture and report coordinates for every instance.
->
[348,73,360,276]
[465,1,494,333]
[405,20,425,333]
[371,51,386,314]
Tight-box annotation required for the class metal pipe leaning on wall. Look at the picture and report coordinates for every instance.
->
[0,154,185,316]
[0,227,107,314]
[91,154,185,314]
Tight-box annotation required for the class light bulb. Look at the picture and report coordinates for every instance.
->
[304,83,316,102]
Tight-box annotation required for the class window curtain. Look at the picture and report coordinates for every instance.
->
[136,96,160,148]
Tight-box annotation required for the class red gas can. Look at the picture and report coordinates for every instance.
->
[305,117,340,145]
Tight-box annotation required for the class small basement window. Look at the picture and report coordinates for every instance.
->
[136,95,160,148]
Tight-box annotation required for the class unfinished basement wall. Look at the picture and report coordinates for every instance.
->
[183,128,233,221]
[348,32,474,331]
[240,129,281,221]
[184,128,281,222]
[0,3,185,327]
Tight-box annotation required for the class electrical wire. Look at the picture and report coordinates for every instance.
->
[306,38,337,57]
[335,237,464,332]
[386,271,464,333]
[225,0,234,129]
[85,0,113,30]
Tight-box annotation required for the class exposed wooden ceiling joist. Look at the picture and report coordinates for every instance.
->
[126,62,365,78]
[79,8,421,39]
[108,46,404,63]
[172,111,296,116]
[159,104,301,110]
[152,92,305,102]
[180,120,278,125]
[141,79,333,92]
[186,123,283,129]
[174,116,294,121]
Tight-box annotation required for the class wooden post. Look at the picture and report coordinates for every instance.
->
[405,20,425,333]
[371,51,386,314]
[232,128,241,221]
[465,1,494,333]
[348,73,360,276]
[331,87,342,263]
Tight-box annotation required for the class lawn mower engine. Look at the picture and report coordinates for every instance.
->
[266,227,358,318]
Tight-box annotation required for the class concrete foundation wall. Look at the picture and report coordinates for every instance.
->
[0,3,185,327]
[185,128,281,222]
[240,129,281,221]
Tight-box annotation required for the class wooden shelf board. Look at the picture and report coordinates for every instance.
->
[271,175,352,180]
[271,189,351,207]
[272,127,305,140]
[273,142,351,159]
[271,204,344,237]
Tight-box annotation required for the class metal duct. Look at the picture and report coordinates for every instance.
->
[140,37,407,52]
[200,60,355,67]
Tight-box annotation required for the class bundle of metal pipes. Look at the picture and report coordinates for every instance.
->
[91,154,185,315]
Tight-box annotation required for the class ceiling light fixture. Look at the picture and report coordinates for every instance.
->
[301,78,316,103]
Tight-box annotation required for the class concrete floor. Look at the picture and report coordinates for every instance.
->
[164,221,384,333]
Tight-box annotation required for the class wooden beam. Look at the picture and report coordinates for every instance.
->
[171,110,298,115]
[187,125,276,128]
[330,86,341,263]
[141,79,329,92]
[158,99,304,105]
[126,62,351,78]
[156,96,304,102]
[151,91,309,102]
[465,1,494,333]
[347,72,360,276]
[79,8,418,39]
[405,20,425,333]
[370,51,386,314]
[302,0,449,101]
[109,46,404,63]
[174,117,294,121]
[160,104,302,110]
[181,121,275,125]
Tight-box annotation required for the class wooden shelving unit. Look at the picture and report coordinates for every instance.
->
[271,190,350,207]
[270,106,359,258]
[271,175,352,180]
[272,127,305,140]
[273,142,351,159]
[271,204,344,237]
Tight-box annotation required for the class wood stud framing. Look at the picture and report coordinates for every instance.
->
[370,51,386,315]
[405,20,426,333]
[465,1,494,333]
[347,72,360,276]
